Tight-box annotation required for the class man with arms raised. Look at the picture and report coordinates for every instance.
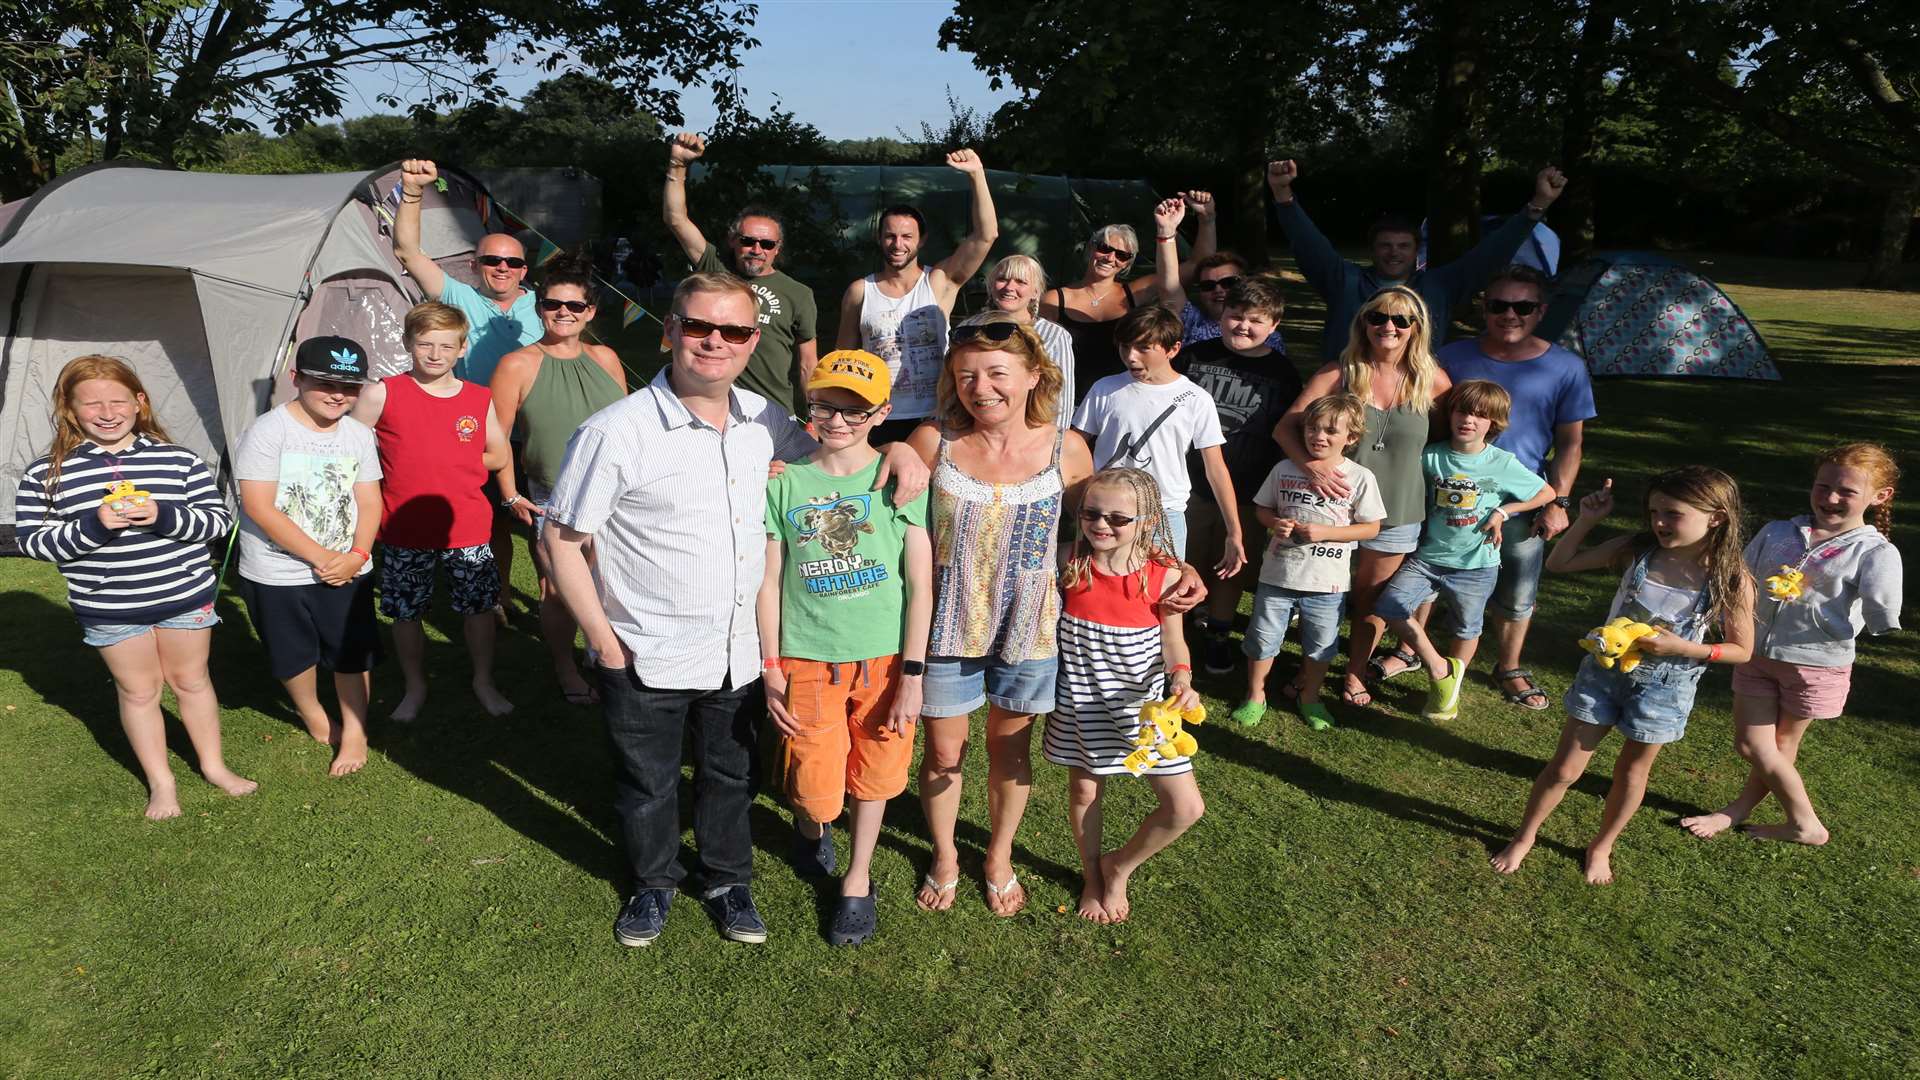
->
[663,133,820,415]
[834,149,999,443]
[542,272,927,949]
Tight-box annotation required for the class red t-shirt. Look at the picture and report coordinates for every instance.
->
[374,376,492,549]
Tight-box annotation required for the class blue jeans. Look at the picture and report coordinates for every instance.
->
[1244,584,1345,662]
[1375,557,1500,640]
[1491,510,1547,621]
[597,666,761,891]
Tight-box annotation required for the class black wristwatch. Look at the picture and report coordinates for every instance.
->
[1552,496,1572,510]
[901,659,926,677]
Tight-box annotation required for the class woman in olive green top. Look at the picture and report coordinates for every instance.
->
[490,261,628,705]
[1277,286,1453,708]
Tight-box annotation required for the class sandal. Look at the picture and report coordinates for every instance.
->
[1368,646,1421,682]
[984,873,1026,917]
[1340,679,1373,708]
[1495,669,1551,711]
[916,874,958,911]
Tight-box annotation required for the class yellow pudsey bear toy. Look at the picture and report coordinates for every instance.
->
[1765,565,1805,602]
[1579,616,1660,674]
[1123,697,1206,776]
[101,480,152,514]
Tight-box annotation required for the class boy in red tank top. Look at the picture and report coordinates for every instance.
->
[352,302,516,720]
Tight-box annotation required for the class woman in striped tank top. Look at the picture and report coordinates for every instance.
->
[1045,468,1205,923]
[14,356,258,819]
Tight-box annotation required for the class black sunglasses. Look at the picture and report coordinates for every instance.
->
[806,401,881,425]
[538,299,591,313]
[951,322,1022,345]
[478,254,528,269]
[1196,276,1242,292]
[1092,241,1135,263]
[1078,508,1138,527]
[675,315,757,344]
[736,236,780,251]
[1484,299,1541,316]
[1364,311,1414,329]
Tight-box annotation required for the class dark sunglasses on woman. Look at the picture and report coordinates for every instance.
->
[1364,311,1415,329]
[951,322,1022,345]
[1484,299,1541,316]
[674,315,757,344]
[538,299,592,313]
[477,254,528,269]
[1077,508,1138,528]
[1092,242,1135,263]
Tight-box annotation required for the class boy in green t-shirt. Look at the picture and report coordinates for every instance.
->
[757,349,931,946]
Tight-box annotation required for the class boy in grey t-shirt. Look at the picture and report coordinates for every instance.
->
[1234,394,1385,731]
[234,336,384,778]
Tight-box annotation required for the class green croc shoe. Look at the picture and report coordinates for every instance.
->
[1299,700,1335,732]
[1423,657,1467,721]
[1230,700,1268,728]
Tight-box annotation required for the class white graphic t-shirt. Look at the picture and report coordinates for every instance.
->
[234,405,382,586]
[1252,457,1386,592]
[859,267,948,420]
[1071,373,1224,513]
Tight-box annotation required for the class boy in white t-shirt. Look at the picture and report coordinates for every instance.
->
[1234,393,1385,731]
[1071,304,1245,575]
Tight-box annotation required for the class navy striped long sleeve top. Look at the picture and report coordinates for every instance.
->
[13,436,232,626]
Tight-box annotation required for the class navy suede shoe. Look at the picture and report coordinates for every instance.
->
[702,884,768,944]
[614,888,672,947]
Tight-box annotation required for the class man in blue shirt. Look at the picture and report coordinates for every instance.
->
[1434,265,1596,710]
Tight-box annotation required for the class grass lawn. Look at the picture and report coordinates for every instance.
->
[2,253,1917,1079]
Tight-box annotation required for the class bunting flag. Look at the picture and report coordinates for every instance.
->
[498,206,529,233]
[621,300,648,329]
[535,239,562,266]
[475,191,492,227]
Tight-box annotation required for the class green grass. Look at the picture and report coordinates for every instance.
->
[3,254,1918,1079]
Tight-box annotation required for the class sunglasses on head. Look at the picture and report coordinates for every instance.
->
[477,254,528,269]
[736,236,779,251]
[1093,242,1134,263]
[951,322,1022,345]
[1196,275,1242,292]
[1484,299,1541,316]
[1364,311,1415,329]
[1078,508,1138,528]
[538,298,592,313]
[806,401,881,425]
[674,315,757,344]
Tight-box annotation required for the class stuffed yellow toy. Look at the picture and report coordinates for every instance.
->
[1123,697,1206,776]
[100,480,152,514]
[1766,565,1805,602]
[1579,616,1660,673]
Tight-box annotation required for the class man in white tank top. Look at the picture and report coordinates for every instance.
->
[835,149,1000,441]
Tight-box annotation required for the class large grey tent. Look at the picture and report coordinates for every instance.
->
[0,162,506,528]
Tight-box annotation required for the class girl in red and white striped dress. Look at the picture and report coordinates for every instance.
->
[1045,467,1205,923]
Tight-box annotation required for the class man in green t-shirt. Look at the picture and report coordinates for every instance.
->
[663,132,820,415]
[757,348,931,947]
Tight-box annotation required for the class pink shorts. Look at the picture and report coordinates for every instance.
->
[1731,657,1852,720]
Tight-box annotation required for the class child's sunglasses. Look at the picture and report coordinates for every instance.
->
[1364,311,1414,329]
[1078,508,1138,527]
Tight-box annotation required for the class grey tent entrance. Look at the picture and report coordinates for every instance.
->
[0,161,507,529]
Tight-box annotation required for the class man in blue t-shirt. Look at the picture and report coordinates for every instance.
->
[1434,264,1597,711]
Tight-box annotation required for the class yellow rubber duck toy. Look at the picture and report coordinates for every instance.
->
[101,480,152,514]
[1579,616,1660,674]
[1123,697,1206,776]
[1765,565,1805,602]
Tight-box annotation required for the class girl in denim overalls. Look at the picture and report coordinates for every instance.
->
[1491,467,1755,885]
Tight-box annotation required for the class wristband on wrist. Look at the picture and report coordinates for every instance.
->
[348,547,371,561]
[500,494,522,510]
[1489,507,1509,522]
[762,657,782,673]
[1168,663,1193,675]
[1707,644,1723,663]
[1157,234,1177,242]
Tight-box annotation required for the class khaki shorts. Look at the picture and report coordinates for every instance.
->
[1186,498,1263,591]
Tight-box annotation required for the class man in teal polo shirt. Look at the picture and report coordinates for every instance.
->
[393,158,549,615]
[392,159,545,387]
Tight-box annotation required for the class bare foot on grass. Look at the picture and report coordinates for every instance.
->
[330,731,369,777]
[298,708,336,745]
[1679,811,1739,839]
[473,681,515,718]
[1584,847,1614,885]
[1744,822,1829,846]
[1077,873,1109,923]
[205,768,258,798]
[1097,852,1132,922]
[391,687,427,723]
[145,786,183,821]
[1489,838,1533,874]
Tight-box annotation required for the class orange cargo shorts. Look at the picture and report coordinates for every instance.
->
[778,655,915,825]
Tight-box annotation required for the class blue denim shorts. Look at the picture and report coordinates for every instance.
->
[82,604,220,648]
[922,653,1058,717]
[1244,584,1345,662]
[1374,557,1500,640]
[1162,509,1188,564]
[1359,521,1422,554]
[1563,656,1704,744]
[1491,510,1547,620]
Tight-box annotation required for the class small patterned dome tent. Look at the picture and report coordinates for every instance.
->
[1537,252,1780,380]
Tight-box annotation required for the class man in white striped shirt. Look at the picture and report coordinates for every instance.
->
[542,271,928,948]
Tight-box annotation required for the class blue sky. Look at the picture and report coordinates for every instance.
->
[341,1,1016,141]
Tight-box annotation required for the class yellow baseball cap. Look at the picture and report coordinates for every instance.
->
[807,349,892,406]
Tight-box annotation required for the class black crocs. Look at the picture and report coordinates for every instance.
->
[826,887,877,946]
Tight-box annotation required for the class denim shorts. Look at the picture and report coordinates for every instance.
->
[1162,509,1188,563]
[1244,584,1345,662]
[922,653,1058,717]
[1374,557,1500,639]
[82,604,220,648]
[1359,521,1422,554]
[1491,510,1547,620]
[1564,656,1705,744]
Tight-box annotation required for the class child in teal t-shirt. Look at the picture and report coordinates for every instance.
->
[1369,380,1556,720]
[757,349,931,947]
